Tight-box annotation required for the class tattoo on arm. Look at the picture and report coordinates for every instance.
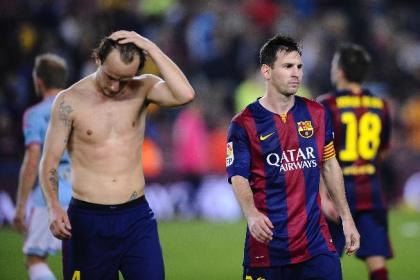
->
[59,100,73,128]
[129,191,138,201]
[48,169,59,192]
[59,100,74,144]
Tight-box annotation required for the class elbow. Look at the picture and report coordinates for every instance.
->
[176,87,195,106]
[27,160,39,174]
[183,87,195,104]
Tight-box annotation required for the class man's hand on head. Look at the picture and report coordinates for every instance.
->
[109,30,154,53]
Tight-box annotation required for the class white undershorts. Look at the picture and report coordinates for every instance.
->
[23,206,66,257]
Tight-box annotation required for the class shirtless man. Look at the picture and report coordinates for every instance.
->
[39,30,195,280]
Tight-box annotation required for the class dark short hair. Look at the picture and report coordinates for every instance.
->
[259,34,302,68]
[34,53,68,89]
[92,37,146,75]
[336,43,371,83]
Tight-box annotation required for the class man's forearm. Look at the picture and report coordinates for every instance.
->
[231,176,258,218]
[147,46,195,103]
[327,180,352,221]
[16,158,38,211]
[39,160,60,209]
[16,147,40,211]
[322,158,353,220]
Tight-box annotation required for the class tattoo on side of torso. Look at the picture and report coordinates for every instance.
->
[129,191,138,201]
[49,168,58,192]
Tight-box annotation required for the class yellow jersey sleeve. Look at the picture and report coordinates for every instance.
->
[323,141,336,161]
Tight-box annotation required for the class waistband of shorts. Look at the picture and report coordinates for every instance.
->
[69,196,146,211]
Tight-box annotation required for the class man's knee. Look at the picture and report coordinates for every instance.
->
[25,255,47,268]
[365,255,387,272]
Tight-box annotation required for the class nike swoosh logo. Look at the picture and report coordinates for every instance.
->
[259,132,275,141]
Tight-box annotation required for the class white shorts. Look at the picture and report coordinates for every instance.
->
[23,206,66,257]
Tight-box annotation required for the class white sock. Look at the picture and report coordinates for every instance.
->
[28,263,56,280]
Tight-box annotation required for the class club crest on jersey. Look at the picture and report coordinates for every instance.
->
[297,121,314,138]
[226,142,234,166]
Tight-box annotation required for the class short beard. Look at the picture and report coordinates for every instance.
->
[283,90,297,97]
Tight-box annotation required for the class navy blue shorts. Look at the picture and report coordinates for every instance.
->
[243,252,342,280]
[327,210,393,259]
[63,196,164,280]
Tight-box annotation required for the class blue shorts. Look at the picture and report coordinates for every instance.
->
[243,252,342,280]
[327,210,393,259]
[63,196,164,280]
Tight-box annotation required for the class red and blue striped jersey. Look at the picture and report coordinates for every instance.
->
[226,96,336,268]
[317,89,391,211]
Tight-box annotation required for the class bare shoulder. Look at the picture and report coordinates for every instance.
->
[136,73,163,84]
[54,88,72,103]
[70,74,96,96]
[55,76,88,100]
[131,73,162,90]
[52,75,95,123]
[52,88,77,117]
[56,75,97,107]
[51,89,73,113]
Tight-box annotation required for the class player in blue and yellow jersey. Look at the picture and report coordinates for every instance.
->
[13,54,71,280]
[318,44,392,280]
[226,35,359,280]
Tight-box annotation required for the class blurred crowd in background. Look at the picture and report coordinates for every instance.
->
[1,0,420,222]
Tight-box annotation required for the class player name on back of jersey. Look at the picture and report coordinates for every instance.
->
[266,147,317,173]
[336,95,383,109]
[342,163,376,176]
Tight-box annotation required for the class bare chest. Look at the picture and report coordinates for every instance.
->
[73,99,146,144]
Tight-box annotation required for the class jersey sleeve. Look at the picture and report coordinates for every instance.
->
[323,141,336,161]
[23,109,42,147]
[322,106,336,161]
[226,120,251,183]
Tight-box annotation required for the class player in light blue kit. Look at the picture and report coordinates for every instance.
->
[13,53,71,280]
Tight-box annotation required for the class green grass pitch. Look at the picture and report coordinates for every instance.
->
[1,209,419,279]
